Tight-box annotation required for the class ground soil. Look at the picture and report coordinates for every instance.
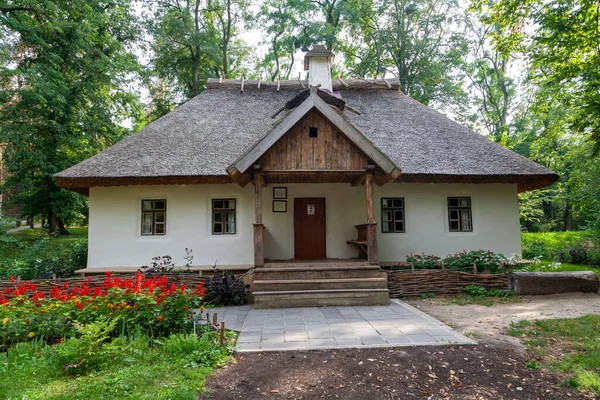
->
[407,292,600,349]
[202,293,600,400]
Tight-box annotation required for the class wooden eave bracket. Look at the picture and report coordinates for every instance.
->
[226,166,251,187]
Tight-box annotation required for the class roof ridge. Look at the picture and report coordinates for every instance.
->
[206,77,401,92]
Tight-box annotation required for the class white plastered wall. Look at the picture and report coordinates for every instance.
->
[87,182,521,268]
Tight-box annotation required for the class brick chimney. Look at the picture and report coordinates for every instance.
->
[304,45,334,92]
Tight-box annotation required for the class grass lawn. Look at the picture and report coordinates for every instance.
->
[508,315,600,395]
[520,260,600,278]
[0,333,232,400]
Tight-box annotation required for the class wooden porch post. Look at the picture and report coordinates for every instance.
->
[253,172,265,267]
[365,170,379,265]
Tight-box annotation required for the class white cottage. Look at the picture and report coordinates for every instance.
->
[55,46,557,307]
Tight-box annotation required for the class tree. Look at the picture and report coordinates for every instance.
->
[464,12,517,144]
[145,0,251,113]
[344,0,469,107]
[0,0,142,234]
[473,0,600,154]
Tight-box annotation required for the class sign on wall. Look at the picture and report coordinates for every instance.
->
[307,204,315,215]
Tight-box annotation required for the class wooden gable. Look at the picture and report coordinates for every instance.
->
[258,109,370,171]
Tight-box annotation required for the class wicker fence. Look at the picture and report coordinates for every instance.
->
[387,269,509,298]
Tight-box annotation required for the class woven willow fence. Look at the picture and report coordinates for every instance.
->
[387,269,509,298]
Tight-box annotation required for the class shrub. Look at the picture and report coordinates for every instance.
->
[521,231,597,261]
[0,272,206,349]
[463,285,514,297]
[0,238,88,280]
[204,268,249,306]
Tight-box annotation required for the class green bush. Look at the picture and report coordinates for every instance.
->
[401,250,505,273]
[521,231,597,260]
[0,237,88,279]
[463,285,514,297]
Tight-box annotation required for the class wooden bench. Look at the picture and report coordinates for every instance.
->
[347,224,368,259]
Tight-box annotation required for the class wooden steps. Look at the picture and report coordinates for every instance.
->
[252,263,389,309]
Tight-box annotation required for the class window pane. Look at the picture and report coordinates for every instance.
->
[395,221,403,232]
[394,210,403,222]
[155,212,165,223]
[449,210,459,220]
[462,219,471,231]
[450,220,459,231]
[393,199,402,208]
[226,200,235,209]
[153,200,166,210]
[142,223,152,235]
[382,221,390,232]
[143,213,153,224]
[142,201,152,211]
[213,223,223,233]
[213,200,224,209]
[226,222,235,233]
[155,223,165,234]
[383,210,392,222]
[448,198,459,207]
[214,212,222,222]
[461,209,471,221]
[460,198,470,207]
[382,199,390,208]
[226,211,235,223]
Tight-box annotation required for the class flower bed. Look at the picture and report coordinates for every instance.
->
[0,272,206,349]
[398,250,507,274]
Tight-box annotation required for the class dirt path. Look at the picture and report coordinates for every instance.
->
[202,294,600,399]
[202,344,592,399]
[407,292,600,348]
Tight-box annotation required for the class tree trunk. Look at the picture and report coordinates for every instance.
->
[508,271,599,295]
[48,209,69,235]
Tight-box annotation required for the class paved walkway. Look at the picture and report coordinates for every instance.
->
[205,299,476,352]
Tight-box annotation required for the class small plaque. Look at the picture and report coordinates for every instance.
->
[273,187,287,199]
[307,205,315,215]
[273,200,287,213]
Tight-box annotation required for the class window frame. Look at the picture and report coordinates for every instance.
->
[141,199,167,236]
[447,196,473,232]
[212,198,236,235]
[381,197,405,233]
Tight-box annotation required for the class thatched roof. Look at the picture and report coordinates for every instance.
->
[55,78,558,193]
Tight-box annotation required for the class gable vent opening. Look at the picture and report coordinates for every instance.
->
[309,127,318,138]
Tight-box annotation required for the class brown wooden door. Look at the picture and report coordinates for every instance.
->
[294,198,326,259]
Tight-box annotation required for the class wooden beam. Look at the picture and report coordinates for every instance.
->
[254,172,265,267]
[365,171,379,265]
[226,166,251,187]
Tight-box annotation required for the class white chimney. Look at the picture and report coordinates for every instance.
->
[304,45,334,92]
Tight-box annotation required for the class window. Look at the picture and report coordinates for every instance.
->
[141,199,166,236]
[212,199,236,234]
[381,198,405,233]
[447,197,472,232]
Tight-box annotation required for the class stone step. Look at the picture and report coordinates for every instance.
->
[254,277,387,292]
[254,266,383,281]
[253,289,390,309]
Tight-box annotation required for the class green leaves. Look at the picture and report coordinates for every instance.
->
[0,0,142,232]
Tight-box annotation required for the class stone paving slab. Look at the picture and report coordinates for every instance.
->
[203,299,476,352]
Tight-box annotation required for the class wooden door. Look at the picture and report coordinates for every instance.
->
[294,198,326,259]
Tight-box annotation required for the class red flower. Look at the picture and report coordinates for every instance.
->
[156,315,163,322]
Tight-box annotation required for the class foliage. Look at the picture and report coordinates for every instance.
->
[521,231,598,261]
[508,315,600,395]
[0,272,206,349]
[344,0,468,109]
[0,331,231,399]
[0,228,88,279]
[401,250,506,273]
[0,0,143,233]
[205,267,249,305]
[463,284,514,298]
